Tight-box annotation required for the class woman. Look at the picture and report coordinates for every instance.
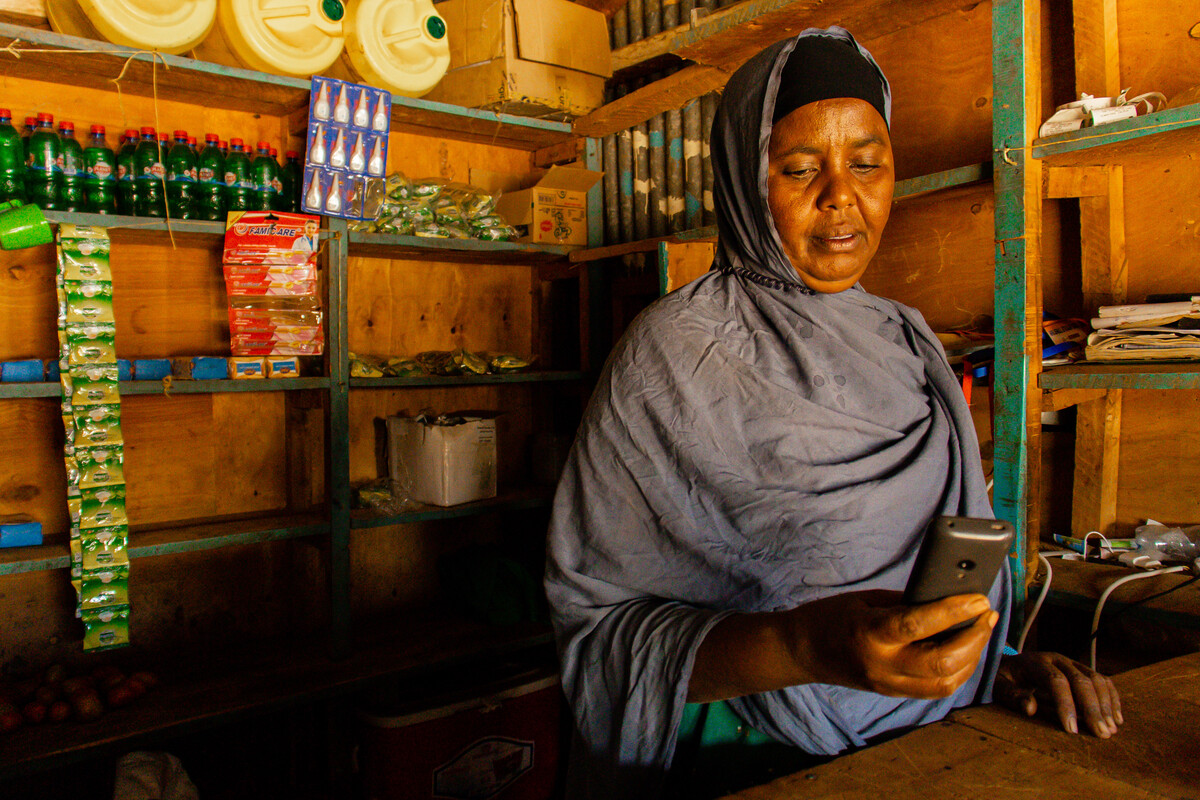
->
[545,27,1120,800]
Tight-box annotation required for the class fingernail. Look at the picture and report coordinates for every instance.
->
[1066,715,1077,734]
[1106,715,1117,731]
[969,597,991,613]
[987,610,999,628]
[1116,710,1124,725]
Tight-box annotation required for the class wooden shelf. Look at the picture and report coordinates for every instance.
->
[42,210,225,237]
[0,611,553,780]
[0,513,328,576]
[894,162,992,200]
[0,23,573,152]
[1039,361,1200,390]
[0,378,330,400]
[350,371,582,389]
[1032,103,1200,165]
[346,231,573,262]
[1035,556,1200,632]
[576,0,977,138]
[351,488,554,530]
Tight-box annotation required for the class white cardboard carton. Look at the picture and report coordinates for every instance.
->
[387,415,498,507]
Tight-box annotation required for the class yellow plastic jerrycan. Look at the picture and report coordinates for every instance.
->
[195,0,347,78]
[327,0,450,98]
[46,0,217,54]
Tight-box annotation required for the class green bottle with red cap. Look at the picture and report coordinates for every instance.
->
[115,128,138,215]
[83,125,116,214]
[166,129,197,219]
[25,112,60,210]
[196,132,226,221]
[56,120,86,211]
[223,138,253,212]
[133,126,166,217]
[251,140,279,211]
[0,108,25,203]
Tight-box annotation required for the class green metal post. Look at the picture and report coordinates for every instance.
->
[991,0,1032,619]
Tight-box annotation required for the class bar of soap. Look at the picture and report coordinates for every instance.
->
[0,515,43,548]
[228,357,266,379]
[0,359,45,382]
[132,358,171,381]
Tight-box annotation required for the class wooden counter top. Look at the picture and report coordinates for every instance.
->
[723,651,1200,799]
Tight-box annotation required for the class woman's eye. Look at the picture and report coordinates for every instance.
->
[852,163,881,173]
[785,168,815,178]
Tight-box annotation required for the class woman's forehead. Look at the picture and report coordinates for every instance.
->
[769,98,891,151]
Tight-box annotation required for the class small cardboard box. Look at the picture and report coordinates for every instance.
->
[425,0,612,119]
[387,415,498,507]
[494,166,604,246]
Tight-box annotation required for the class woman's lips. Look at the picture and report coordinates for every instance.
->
[812,231,861,251]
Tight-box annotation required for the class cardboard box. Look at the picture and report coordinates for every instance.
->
[357,669,561,800]
[387,415,498,507]
[494,166,604,246]
[425,0,612,119]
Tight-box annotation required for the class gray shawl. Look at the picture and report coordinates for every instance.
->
[545,27,1009,800]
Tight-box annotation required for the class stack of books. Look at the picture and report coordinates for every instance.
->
[1086,296,1200,361]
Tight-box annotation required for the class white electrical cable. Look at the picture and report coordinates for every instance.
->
[1089,565,1189,670]
[1016,550,1073,653]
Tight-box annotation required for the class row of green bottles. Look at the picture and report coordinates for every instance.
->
[0,112,305,218]
[0,110,117,213]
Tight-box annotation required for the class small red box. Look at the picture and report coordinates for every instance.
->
[357,669,561,800]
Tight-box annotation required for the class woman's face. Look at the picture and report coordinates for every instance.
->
[767,97,894,293]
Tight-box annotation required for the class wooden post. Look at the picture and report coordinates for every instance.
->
[992,0,1043,602]
[1071,0,1125,537]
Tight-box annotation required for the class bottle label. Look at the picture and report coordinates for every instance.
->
[29,153,59,172]
[167,169,196,182]
[199,167,214,182]
[224,171,236,186]
[88,163,115,181]
[139,163,166,180]
[117,164,130,181]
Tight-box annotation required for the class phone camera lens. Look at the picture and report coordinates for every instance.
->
[957,559,975,570]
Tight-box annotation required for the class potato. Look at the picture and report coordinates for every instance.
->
[105,682,138,708]
[129,671,159,691]
[61,676,96,696]
[47,700,72,723]
[44,664,68,686]
[92,665,125,689]
[22,701,47,724]
[0,709,22,733]
[70,690,104,722]
[35,684,59,705]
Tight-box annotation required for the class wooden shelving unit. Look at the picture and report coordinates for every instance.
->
[0,21,587,779]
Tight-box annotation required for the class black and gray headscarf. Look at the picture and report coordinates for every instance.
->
[545,27,1008,800]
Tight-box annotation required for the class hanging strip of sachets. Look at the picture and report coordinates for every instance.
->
[57,225,131,651]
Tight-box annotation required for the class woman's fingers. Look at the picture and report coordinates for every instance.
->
[875,594,992,645]
[866,608,997,696]
[999,652,1124,737]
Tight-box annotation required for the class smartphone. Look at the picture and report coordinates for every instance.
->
[903,516,1013,639]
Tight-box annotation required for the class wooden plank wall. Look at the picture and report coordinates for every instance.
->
[1052,2,1200,535]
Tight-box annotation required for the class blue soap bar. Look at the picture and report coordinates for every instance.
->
[133,358,171,380]
[0,520,42,548]
[117,359,132,382]
[189,357,227,380]
[45,360,60,380]
[1,359,45,382]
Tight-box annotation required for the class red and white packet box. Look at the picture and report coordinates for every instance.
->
[223,211,322,266]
